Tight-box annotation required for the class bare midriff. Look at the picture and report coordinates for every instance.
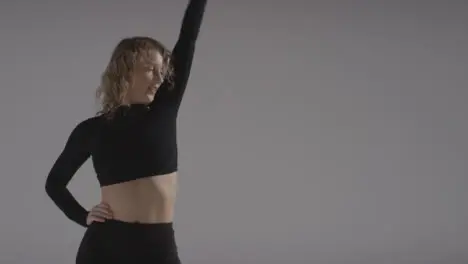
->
[100,172,178,223]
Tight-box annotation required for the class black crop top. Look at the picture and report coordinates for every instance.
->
[45,0,207,227]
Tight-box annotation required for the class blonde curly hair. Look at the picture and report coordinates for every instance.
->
[96,36,174,117]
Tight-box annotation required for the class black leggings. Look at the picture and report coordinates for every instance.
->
[76,219,181,264]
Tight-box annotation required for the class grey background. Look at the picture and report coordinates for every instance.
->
[1,0,467,263]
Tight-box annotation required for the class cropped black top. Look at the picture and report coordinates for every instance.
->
[45,0,207,227]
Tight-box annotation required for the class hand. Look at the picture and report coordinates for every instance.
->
[86,202,113,225]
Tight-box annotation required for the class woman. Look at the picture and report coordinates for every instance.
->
[44,0,207,263]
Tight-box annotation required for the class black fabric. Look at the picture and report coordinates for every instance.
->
[76,219,181,264]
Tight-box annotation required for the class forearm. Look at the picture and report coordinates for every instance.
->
[44,119,93,228]
[151,0,208,111]
[177,0,207,44]
[45,184,89,227]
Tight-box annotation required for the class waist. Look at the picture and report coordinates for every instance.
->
[89,218,175,235]
[100,172,178,223]
[85,219,178,256]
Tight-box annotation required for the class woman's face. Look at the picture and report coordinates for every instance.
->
[127,50,165,104]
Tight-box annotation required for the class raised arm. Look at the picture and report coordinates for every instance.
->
[152,0,207,112]
[45,119,94,227]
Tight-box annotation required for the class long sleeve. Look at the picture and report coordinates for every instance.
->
[45,119,93,227]
[151,0,207,112]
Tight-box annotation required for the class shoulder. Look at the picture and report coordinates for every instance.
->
[76,115,102,129]
[70,114,103,138]
[62,115,105,149]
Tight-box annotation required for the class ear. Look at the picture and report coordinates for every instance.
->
[125,68,134,80]
[128,74,135,86]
